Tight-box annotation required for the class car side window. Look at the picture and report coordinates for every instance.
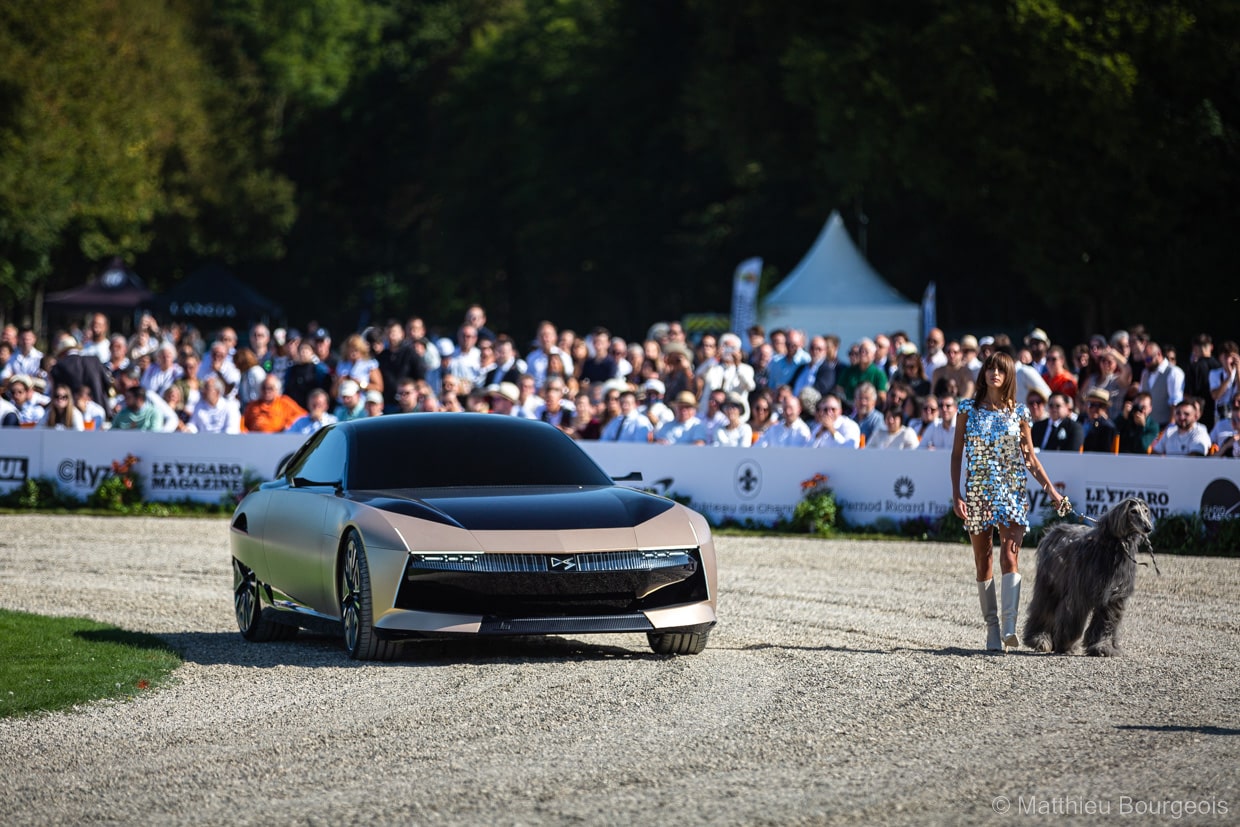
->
[295,428,348,485]
[283,426,347,486]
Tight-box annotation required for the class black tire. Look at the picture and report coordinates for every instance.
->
[648,628,710,655]
[339,529,399,661]
[233,558,297,642]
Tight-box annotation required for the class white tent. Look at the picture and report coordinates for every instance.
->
[759,211,921,347]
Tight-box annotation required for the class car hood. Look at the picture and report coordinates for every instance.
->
[349,485,676,532]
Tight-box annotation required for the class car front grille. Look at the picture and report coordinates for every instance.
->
[395,548,708,618]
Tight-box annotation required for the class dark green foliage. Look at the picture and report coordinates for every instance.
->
[0,478,78,510]
[1206,518,1240,558]
[3,1,1235,344]
[1150,512,1205,556]
[792,490,838,537]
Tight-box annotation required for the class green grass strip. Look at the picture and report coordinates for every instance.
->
[0,609,182,718]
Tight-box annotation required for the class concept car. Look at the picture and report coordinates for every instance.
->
[230,414,717,659]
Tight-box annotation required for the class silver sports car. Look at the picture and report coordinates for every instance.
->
[230,414,717,659]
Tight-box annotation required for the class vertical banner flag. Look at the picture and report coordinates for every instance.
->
[731,257,762,349]
[921,281,937,342]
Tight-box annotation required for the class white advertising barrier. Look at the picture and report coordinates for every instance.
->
[1,430,1238,527]
[0,430,305,504]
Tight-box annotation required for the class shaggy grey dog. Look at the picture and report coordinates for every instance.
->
[1023,497,1155,656]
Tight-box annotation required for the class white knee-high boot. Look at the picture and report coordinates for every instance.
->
[977,579,1002,651]
[1000,572,1022,650]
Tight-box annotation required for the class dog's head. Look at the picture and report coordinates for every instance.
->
[1100,497,1154,540]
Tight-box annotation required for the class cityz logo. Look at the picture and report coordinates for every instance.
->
[57,459,113,487]
[734,460,762,499]
[893,476,915,499]
[0,456,29,483]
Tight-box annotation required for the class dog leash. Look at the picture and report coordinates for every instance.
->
[1053,496,1161,575]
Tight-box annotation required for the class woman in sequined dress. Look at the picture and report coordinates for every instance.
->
[950,351,1064,652]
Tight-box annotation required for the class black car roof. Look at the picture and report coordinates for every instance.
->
[335,413,616,489]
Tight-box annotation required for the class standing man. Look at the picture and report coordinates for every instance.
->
[1139,341,1185,429]
[82,313,111,362]
[838,338,889,406]
[1024,328,1051,376]
[5,327,43,379]
[922,328,947,380]
[526,321,573,391]
[931,340,976,399]
[1184,333,1221,430]
[792,335,841,398]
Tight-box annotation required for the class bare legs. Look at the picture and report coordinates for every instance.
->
[971,523,1023,580]
[971,524,1024,651]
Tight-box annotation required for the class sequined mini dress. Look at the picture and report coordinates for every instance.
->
[959,399,1031,532]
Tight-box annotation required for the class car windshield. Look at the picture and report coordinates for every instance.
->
[347,415,615,489]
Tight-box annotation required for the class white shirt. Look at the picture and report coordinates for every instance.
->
[1209,417,1239,447]
[867,426,920,450]
[713,423,752,447]
[141,363,184,396]
[527,348,573,390]
[640,401,673,426]
[188,397,242,434]
[656,416,708,445]
[917,420,955,451]
[198,359,241,393]
[923,350,947,381]
[6,348,44,378]
[602,412,653,443]
[811,416,861,449]
[1153,423,1210,456]
[757,418,812,448]
[1015,365,1051,411]
[1140,360,1185,423]
[286,412,338,435]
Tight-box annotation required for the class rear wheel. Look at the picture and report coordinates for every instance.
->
[233,558,297,642]
[648,628,711,655]
[339,529,399,661]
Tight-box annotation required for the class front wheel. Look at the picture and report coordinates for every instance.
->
[233,558,297,642]
[648,628,710,655]
[339,529,399,661]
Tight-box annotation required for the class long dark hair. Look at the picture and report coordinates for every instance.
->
[972,351,1016,409]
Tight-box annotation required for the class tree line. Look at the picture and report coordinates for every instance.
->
[1,0,1236,345]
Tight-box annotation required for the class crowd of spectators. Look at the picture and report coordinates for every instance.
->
[0,307,1231,458]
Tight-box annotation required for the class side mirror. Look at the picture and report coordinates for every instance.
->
[612,471,643,482]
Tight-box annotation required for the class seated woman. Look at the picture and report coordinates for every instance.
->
[866,406,920,450]
[39,385,85,431]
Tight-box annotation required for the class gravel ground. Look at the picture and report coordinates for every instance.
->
[0,515,1237,826]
